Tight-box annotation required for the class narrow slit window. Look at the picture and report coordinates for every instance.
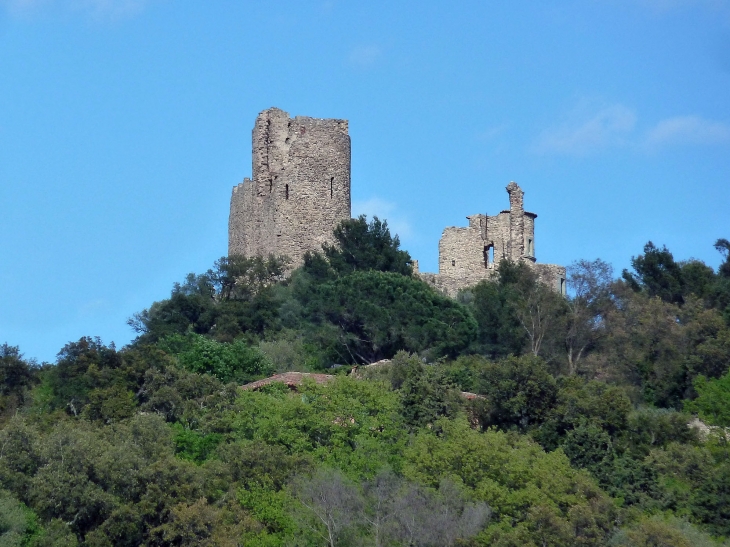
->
[452,259,456,267]
[285,184,289,200]
[330,177,334,198]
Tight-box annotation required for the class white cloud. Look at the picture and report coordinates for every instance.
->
[1,0,150,20]
[352,197,414,242]
[348,45,381,68]
[476,124,508,142]
[533,103,637,155]
[643,115,730,147]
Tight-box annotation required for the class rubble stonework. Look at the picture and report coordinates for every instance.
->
[418,182,566,297]
[228,108,564,296]
[228,108,351,267]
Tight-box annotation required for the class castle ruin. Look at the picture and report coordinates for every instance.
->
[417,182,566,297]
[228,108,564,296]
[228,107,351,267]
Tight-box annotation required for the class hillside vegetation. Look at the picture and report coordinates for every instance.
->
[3,219,730,546]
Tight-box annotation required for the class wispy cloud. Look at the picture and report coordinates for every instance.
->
[1,0,151,20]
[348,45,381,68]
[533,103,637,155]
[476,124,508,142]
[534,100,730,155]
[352,197,413,242]
[643,115,730,148]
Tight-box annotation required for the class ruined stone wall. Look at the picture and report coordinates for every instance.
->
[534,263,567,295]
[229,108,351,267]
[524,213,536,259]
[420,181,565,297]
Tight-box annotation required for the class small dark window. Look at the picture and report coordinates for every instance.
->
[285,184,289,200]
[330,177,334,198]
[452,259,456,267]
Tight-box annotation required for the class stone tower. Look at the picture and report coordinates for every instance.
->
[228,107,351,267]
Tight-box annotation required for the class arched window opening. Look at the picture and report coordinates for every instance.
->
[560,277,566,296]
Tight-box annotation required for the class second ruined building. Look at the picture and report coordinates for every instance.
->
[417,182,566,297]
[229,108,565,296]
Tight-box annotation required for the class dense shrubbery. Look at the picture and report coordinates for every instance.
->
[3,220,730,545]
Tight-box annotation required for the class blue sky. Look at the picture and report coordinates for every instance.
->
[2,0,729,362]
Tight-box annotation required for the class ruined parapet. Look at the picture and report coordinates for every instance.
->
[419,181,564,297]
[229,108,351,267]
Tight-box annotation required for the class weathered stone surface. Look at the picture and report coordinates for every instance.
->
[229,107,351,268]
[228,109,563,297]
[419,182,565,297]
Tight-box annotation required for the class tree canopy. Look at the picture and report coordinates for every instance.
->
[3,226,730,545]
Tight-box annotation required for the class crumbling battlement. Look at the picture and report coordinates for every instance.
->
[418,182,566,297]
[228,109,563,297]
[228,108,351,267]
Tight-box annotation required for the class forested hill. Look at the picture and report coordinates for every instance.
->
[2,217,730,546]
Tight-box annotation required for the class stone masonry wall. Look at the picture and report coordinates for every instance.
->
[229,108,351,268]
[420,181,565,297]
[228,110,564,298]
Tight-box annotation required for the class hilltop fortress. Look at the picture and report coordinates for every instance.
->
[229,108,565,296]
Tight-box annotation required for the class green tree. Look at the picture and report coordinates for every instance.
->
[46,337,123,416]
[0,489,42,546]
[564,259,614,375]
[129,254,289,344]
[685,371,730,427]
[716,238,730,279]
[392,353,463,429]
[463,260,543,359]
[318,215,413,277]
[472,355,558,432]
[296,270,476,363]
[622,242,685,304]
[159,332,272,384]
[465,278,526,359]
[609,515,723,547]
[403,418,616,546]
[0,344,38,419]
